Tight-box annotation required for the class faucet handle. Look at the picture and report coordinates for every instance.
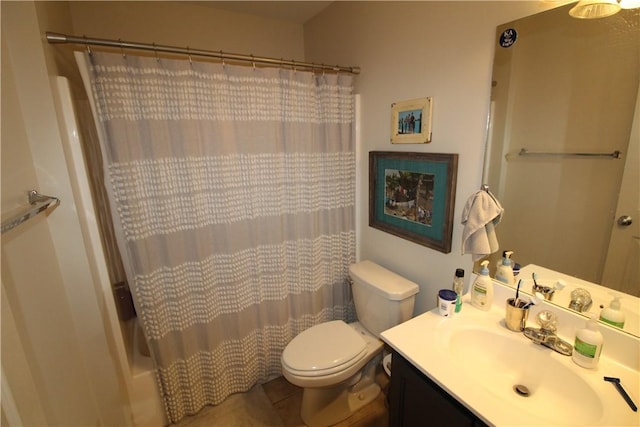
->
[536,310,557,333]
[569,288,592,312]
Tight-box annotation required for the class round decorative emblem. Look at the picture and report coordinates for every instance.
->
[499,28,518,48]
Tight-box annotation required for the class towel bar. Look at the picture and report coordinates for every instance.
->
[1,190,60,234]
[516,148,621,159]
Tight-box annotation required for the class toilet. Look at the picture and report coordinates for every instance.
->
[281,260,419,426]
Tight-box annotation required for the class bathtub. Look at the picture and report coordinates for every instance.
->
[129,320,167,427]
[52,76,167,427]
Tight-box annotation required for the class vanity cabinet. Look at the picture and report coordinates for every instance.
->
[389,350,488,427]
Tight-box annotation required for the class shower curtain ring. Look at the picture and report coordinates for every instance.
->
[186,46,192,65]
[220,50,225,67]
[250,54,255,70]
[118,39,126,58]
[83,35,91,55]
[152,42,160,62]
[292,59,296,73]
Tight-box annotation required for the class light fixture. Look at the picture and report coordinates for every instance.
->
[569,0,621,19]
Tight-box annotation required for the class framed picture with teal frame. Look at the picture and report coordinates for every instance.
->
[369,151,458,253]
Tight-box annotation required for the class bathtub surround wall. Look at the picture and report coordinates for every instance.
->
[51,75,168,427]
[78,51,356,423]
[2,2,561,425]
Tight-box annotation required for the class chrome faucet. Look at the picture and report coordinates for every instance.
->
[523,310,573,356]
[568,288,592,312]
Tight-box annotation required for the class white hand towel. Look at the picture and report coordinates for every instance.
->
[461,190,504,261]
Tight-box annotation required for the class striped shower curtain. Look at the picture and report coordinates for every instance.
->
[77,51,356,423]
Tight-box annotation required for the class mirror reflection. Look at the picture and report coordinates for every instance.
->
[482,2,639,336]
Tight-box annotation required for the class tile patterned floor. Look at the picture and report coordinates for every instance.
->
[176,367,389,427]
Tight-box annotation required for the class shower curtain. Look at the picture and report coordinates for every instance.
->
[77,51,356,423]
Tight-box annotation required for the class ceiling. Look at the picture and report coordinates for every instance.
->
[198,2,576,25]
[193,1,334,24]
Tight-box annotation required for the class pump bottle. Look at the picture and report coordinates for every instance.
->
[495,250,515,286]
[471,261,493,311]
[572,314,604,369]
[599,294,625,328]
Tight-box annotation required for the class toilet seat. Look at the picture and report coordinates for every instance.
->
[282,320,367,377]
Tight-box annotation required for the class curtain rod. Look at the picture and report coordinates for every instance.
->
[45,32,360,75]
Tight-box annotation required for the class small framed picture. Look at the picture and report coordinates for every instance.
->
[390,97,433,144]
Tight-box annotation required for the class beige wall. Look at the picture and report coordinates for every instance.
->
[2,33,52,427]
[2,1,564,424]
[67,1,305,62]
[304,1,557,314]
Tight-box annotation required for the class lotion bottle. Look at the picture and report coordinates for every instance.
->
[572,314,603,369]
[599,294,625,328]
[471,261,493,311]
[495,250,515,286]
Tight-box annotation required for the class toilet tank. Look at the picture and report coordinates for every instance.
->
[349,260,419,337]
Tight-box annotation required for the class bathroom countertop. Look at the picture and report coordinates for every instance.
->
[380,281,640,426]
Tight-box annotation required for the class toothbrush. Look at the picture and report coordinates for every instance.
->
[523,292,544,309]
[515,279,522,302]
[554,279,567,291]
[532,272,539,287]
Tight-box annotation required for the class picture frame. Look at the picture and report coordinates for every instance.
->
[390,97,433,144]
[369,151,458,253]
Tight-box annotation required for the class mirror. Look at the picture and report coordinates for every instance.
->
[482,2,640,336]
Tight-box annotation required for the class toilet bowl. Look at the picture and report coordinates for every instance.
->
[282,321,383,426]
[280,260,419,427]
[382,353,392,377]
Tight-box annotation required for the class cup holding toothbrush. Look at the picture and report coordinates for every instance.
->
[505,297,529,332]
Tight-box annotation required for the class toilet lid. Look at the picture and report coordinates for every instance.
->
[282,320,367,376]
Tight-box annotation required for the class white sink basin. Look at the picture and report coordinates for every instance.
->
[445,327,603,425]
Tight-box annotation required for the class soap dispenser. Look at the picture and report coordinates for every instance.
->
[495,250,515,286]
[572,314,603,369]
[599,294,625,328]
[471,260,493,311]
